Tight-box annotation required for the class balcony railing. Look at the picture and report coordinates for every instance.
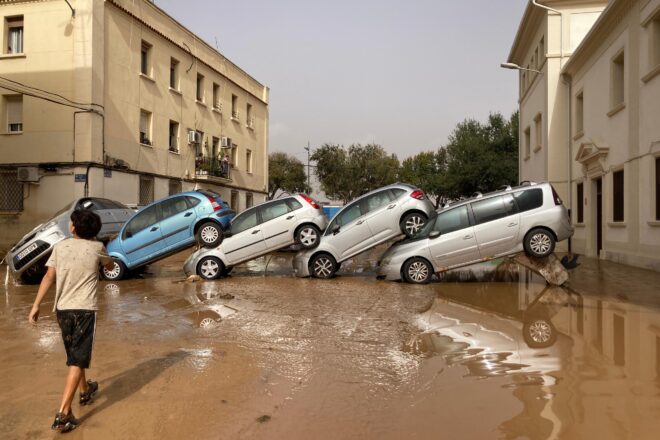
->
[195,157,231,180]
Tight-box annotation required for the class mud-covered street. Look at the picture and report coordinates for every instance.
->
[2,249,660,439]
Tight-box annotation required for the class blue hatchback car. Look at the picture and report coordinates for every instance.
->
[102,190,234,280]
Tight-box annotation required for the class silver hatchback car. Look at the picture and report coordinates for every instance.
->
[184,194,328,279]
[293,183,435,279]
[377,182,573,284]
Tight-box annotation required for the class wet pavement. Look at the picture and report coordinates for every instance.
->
[2,249,660,439]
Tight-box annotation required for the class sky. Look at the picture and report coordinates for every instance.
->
[155,0,528,161]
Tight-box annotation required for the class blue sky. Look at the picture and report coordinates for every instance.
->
[156,0,528,159]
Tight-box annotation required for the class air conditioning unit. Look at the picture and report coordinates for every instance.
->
[221,137,231,148]
[187,130,200,144]
[17,167,40,183]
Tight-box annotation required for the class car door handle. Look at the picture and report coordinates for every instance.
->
[387,204,397,209]
[463,235,473,240]
[508,222,518,227]
[356,220,365,225]
[286,215,295,220]
[184,212,193,217]
[252,230,260,234]
[150,226,159,232]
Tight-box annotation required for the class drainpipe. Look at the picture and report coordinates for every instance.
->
[562,73,573,253]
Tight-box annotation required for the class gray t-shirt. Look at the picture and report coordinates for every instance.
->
[46,238,108,312]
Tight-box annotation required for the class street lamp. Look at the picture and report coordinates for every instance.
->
[500,63,543,74]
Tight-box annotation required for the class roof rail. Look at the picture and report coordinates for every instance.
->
[519,181,537,186]
[500,185,512,191]
[472,192,483,198]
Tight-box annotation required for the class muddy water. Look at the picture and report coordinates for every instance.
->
[2,251,660,439]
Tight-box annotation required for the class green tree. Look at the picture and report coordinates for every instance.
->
[268,152,309,200]
[399,150,448,207]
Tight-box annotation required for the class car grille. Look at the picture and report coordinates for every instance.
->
[11,232,37,252]
[13,241,50,271]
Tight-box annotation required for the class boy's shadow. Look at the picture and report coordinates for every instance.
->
[79,350,189,422]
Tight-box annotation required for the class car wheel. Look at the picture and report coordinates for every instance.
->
[402,257,433,284]
[523,316,557,348]
[196,222,223,248]
[524,228,555,258]
[296,225,321,249]
[197,256,224,280]
[102,260,127,281]
[400,213,427,238]
[310,253,337,279]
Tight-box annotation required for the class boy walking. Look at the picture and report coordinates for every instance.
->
[28,209,114,433]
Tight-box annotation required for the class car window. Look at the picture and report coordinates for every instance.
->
[363,190,392,214]
[123,205,161,239]
[335,202,362,227]
[231,209,259,234]
[433,206,470,235]
[390,188,406,199]
[513,188,543,212]
[160,197,189,219]
[471,195,518,225]
[287,198,304,211]
[185,196,201,208]
[260,200,291,223]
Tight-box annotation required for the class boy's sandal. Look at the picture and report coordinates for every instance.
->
[52,411,79,433]
[79,380,98,406]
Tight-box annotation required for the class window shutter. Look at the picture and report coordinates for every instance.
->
[6,96,22,125]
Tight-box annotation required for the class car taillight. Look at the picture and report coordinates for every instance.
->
[300,194,320,209]
[207,196,221,211]
[410,190,425,200]
[551,186,562,206]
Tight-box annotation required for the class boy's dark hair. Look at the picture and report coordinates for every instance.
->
[70,209,102,239]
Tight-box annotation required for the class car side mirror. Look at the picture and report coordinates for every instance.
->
[331,224,341,235]
[224,231,233,238]
[429,231,441,239]
[125,231,133,239]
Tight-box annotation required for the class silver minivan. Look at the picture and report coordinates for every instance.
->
[293,183,435,279]
[377,183,573,284]
[184,194,328,279]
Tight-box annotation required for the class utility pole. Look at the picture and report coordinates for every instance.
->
[304,141,311,191]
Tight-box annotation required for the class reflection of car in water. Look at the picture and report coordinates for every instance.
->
[184,194,328,280]
[377,182,574,284]
[5,198,133,283]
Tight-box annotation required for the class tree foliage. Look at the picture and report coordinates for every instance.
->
[399,150,448,207]
[268,152,309,200]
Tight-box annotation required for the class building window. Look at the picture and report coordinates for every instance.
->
[5,95,23,133]
[613,169,624,222]
[655,157,660,220]
[246,103,253,128]
[0,169,23,212]
[231,144,238,169]
[139,110,152,145]
[246,192,253,209]
[139,176,154,205]
[212,83,220,110]
[534,113,542,152]
[5,16,23,54]
[230,190,239,211]
[521,71,527,93]
[169,179,182,196]
[231,94,239,119]
[170,58,179,89]
[651,14,660,68]
[524,126,531,159]
[211,136,219,160]
[576,182,584,223]
[246,149,253,173]
[196,73,204,102]
[576,91,584,134]
[196,130,204,157]
[140,41,152,76]
[168,120,179,152]
[539,36,545,65]
[611,51,625,109]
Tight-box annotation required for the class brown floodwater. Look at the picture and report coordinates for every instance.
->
[1,250,660,439]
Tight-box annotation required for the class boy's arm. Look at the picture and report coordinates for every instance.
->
[29,267,56,324]
[98,246,115,271]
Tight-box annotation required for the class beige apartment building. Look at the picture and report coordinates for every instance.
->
[508,0,660,271]
[0,0,269,248]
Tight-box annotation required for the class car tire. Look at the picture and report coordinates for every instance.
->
[400,212,427,238]
[102,260,127,281]
[402,257,433,284]
[522,315,557,348]
[523,228,555,258]
[197,256,224,280]
[196,222,223,248]
[310,253,338,279]
[221,266,233,277]
[296,224,321,249]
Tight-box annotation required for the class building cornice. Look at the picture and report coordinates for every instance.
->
[508,2,545,64]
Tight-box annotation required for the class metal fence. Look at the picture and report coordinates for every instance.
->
[0,169,24,212]
[139,176,154,205]
[195,157,231,180]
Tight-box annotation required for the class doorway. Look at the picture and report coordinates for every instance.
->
[595,178,602,255]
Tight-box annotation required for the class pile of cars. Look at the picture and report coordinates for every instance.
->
[4,181,573,286]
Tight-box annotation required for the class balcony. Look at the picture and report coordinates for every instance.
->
[195,156,231,181]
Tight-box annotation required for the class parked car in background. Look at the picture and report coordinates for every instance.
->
[377,182,573,284]
[5,198,133,283]
[103,190,234,281]
[293,183,435,279]
[184,194,328,280]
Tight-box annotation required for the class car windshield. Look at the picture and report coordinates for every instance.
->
[414,212,438,238]
[47,202,74,221]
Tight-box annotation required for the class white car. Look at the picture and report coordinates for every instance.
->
[184,194,328,279]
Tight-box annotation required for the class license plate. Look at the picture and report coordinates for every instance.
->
[16,242,39,261]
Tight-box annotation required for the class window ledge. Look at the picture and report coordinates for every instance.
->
[523,155,530,162]
[0,211,22,216]
[607,102,625,117]
[573,130,584,141]
[231,117,240,123]
[607,221,626,228]
[0,53,26,60]
[139,142,153,148]
[648,220,660,227]
[169,87,182,96]
[212,107,222,114]
[2,131,23,135]
[533,145,542,153]
[573,222,585,228]
[196,100,207,108]
[139,73,156,83]
[641,64,660,83]
[246,125,255,131]
[168,149,180,155]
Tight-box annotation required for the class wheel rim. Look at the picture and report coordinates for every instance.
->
[530,233,552,255]
[200,226,219,244]
[200,259,219,278]
[314,257,333,277]
[199,317,216,328]
[300,227,318,247]
[104,262,121,279]
[405,215,425,235]
[408,261,429,282]
[529,320,552,343]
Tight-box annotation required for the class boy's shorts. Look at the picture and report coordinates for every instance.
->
[56,310,96,369]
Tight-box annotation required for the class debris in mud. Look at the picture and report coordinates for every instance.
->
[218,293,235,300]
[175,275,202,283]
[256,415,271,423]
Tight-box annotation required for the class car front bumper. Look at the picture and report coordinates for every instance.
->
[6,228,67,275]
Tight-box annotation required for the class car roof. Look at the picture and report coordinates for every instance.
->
[438,182,549,212]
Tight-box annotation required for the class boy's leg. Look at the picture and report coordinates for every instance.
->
[59,366,83,414]
[78,369,88,393]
